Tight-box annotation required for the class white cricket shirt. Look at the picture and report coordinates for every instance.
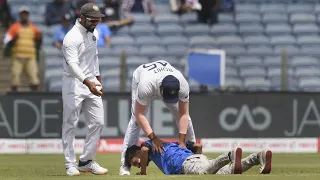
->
[62,19,100,82]
[135,60,190,106]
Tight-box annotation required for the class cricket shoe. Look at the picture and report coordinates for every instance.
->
[258,149,272,174]
[229,147,242,174]
[119,165,131,175]
[66,167,80,176]
[78,160,108,175]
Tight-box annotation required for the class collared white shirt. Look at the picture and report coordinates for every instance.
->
[134,60,190,106]
[62,19,100,81]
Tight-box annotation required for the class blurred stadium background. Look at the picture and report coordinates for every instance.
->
[3,0,320,92]
[1,0,320,179]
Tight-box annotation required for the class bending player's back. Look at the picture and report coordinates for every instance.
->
[137,60,186,84]
[133,60,190,104]
[137,60,176,78]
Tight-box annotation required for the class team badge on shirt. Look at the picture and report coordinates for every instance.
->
[92,36,96,41]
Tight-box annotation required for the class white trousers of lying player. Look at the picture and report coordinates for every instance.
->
[120,70,197,168]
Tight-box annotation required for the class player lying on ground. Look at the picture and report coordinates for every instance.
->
[125,140,272,175]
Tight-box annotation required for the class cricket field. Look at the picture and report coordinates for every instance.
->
[0,153,319,180]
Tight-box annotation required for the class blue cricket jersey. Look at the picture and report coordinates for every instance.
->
[142,140,193,174]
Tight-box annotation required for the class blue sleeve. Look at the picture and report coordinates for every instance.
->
[141,140,152,148]
[141,140,153,155]
[52,27,60,42]
[102,24,112,37]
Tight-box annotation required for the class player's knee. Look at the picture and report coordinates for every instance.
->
[94,119,104,126]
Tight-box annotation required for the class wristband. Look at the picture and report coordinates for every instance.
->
[148,132,157,141]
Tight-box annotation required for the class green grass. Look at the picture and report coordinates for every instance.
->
[0,153,320,180]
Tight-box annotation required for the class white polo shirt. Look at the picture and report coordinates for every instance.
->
[62,19,100,82]
[134,60,190,106]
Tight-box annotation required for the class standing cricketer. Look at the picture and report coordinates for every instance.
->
[61,3,108,176]
[119,60,196,175]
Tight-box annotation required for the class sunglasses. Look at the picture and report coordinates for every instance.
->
[86,17,101,23]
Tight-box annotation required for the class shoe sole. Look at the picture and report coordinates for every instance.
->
[233,147,242,174]
[261,150,272,174]
[79,170,108,175]
[119,173,131,176]
[67,172,80,176]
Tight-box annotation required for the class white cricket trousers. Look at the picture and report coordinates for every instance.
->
[181,153,260,174]
[120,70,196,166]
[62,76,104,169]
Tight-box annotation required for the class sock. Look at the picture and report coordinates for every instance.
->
[79,160,92,166]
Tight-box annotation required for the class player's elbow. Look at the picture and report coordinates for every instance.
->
[92,117,104,127]
[135,103,147,122]
[141,146,149,152]
[178,101,189,116]
[179,114,189,122]
[135,113,145,124]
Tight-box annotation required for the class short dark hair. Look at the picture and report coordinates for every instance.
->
[124,145,141,167]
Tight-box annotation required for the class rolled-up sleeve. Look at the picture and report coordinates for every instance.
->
[136,81,153,106]
[179,76,190,102]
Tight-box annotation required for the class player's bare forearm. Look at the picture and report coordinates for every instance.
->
[135,102,153,136]
[136,114,153,137]
[139,146,149,175]
[178,101,189,136]
[179,133,187,146]
[178,114,188,134]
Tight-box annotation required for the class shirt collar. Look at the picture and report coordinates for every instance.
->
[75,19,87,34]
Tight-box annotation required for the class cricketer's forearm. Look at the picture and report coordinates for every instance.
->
[140,147,149,175]
[136,114,153,137]
[178,114,188,143]
[178,101,189,144]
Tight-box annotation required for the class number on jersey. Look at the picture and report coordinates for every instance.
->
[143,61,168,71]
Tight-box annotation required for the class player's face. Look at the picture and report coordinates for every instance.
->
[130,152,141,168]
[131,157,141,168]
[81,16,100,32]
